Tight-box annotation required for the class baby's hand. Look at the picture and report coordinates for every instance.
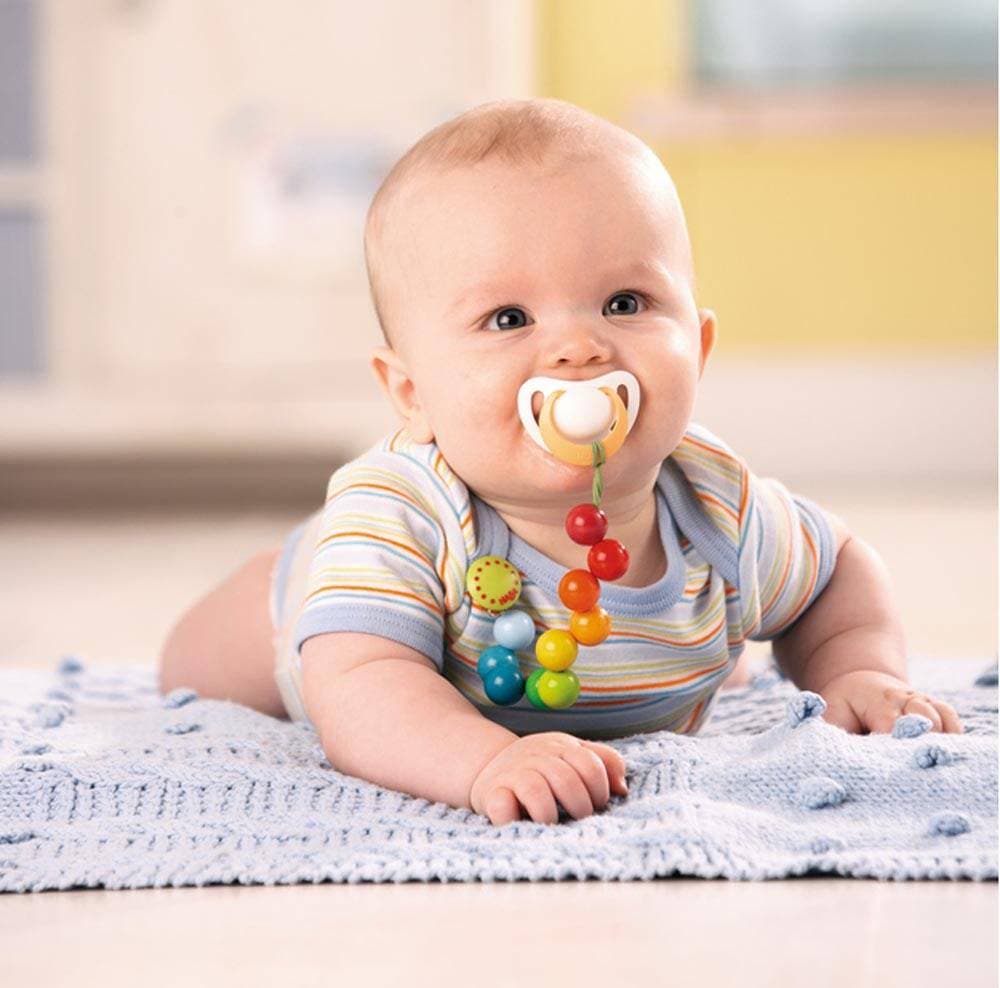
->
[820,670,963,734]
[469,732,629,826]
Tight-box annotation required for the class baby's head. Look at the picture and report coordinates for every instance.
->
[364,98,716,519]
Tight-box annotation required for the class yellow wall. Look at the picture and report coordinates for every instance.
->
[536,0,997,352]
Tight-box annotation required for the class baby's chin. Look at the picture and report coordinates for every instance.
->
[503,422,659,499]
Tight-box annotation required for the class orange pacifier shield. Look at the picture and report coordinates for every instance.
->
[537,387,629,466]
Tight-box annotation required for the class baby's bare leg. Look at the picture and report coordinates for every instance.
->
[721,650,753,689]
[158,546,288,719]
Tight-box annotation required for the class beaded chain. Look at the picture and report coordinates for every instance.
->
[465,439,631,710]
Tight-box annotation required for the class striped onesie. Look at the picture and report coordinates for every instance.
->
[270,421,837,741]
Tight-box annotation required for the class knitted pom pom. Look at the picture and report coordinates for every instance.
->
[892,714,933,739]
[164,721,202,735]
[809,836,845,854]
[32,703,69,729]
[57,655,84,675]
[927,813,971,837]
[786,691,827,727]
[796,776,847,810]
[974,663,998,687]
[162,687,199,709]
[20,743,51,755]
[913,744,955,769]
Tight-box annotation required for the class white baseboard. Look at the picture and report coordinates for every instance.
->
[692,355,997,491]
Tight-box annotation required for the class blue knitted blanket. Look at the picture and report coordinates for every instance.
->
[0,657,996,891]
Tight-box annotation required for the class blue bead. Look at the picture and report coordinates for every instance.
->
[477,645,518,679]
[483,664,525,705]
[493,609,536,650]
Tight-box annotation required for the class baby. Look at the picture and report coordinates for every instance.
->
[159,98,962,827]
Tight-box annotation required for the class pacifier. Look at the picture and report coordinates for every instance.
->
[517,369,641,466]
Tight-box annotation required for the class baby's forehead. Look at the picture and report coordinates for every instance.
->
[376,140,692,339]
[393,146,684,255]
[413,137,658,198]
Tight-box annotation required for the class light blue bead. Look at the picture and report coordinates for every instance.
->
[477,645,518,680]
[493,609,535,650]
[483,664,525,705]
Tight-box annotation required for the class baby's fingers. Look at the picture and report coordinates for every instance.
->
[821,694,862,733]
[513,768,561,825]
[861,697,904,735]
[581,740,629,795]
[558,746,611,811]
[934,699,964,734]
[484,787,522,826]
[903,695,943,732]
[904,694,963,734]
[536,757,597,821]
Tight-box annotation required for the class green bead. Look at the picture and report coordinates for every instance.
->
[536,669,580,709]
[524,668,549,709]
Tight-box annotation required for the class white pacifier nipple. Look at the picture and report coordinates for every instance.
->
[551,388,614,444]
[517,369,641,466]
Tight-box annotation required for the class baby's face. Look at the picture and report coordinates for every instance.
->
[372,146,716,517]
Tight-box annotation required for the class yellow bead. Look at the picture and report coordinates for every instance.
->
[569,606,611,646]
[535,628,578,671]
[465,556,521,613]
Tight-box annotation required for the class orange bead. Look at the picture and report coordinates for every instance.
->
[569,606,611,646]
[558,569,600,612]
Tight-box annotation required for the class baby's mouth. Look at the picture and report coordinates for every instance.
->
[517,369,642,465]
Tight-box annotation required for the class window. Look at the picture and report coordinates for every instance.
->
[0,0,45,378]
[693,0,997,88]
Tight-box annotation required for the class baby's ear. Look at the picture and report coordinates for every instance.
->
[697,308,717,377]
[369,346,435,443]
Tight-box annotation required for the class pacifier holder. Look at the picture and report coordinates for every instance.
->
[466,437,631,711]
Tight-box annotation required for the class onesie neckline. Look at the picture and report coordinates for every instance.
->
[469,478,687,617]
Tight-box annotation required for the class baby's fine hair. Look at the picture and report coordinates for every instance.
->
[363,98,640,348]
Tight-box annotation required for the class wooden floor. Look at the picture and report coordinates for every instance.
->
[0,488,996,987]
[2,881,996,988]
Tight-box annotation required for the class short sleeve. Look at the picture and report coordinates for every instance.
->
[739,477,838,641]
[666,423,839,643]
[291,451,449,671]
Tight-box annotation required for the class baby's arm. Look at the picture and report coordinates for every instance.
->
[771,517,962,733]
[300,632,628,823]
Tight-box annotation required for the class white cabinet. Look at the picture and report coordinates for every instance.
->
[2,0,534,455]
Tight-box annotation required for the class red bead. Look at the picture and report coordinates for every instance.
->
[588,539,629,581]
[558,569,601,611]
[565,503,608,546]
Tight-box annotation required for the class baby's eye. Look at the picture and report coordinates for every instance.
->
[604,292,645,316]
[486,307,531,331]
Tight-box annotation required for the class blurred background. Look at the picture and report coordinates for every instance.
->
[1,0,996,669]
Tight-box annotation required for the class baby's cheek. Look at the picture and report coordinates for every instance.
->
[662,323,695,359]
[639,366,698,448]
[431,392,504,472]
